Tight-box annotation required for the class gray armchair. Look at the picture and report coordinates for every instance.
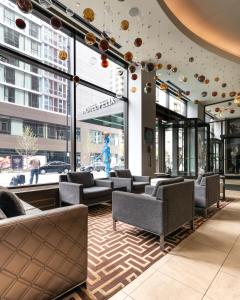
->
[59,171,113,206]
[0,202,88,300]
[195,174,220,217]
[110,169,150,193]
[112,179,195,249]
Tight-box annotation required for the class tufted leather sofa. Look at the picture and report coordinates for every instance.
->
[0,200,88,300]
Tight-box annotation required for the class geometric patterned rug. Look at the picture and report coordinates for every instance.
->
[63,197,232,300]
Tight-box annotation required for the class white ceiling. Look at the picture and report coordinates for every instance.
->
[206,101,240,120]
[163,0,240,60]
[51,0,240,114]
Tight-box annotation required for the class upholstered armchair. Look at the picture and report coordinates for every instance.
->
[112,178,195,249]
[0,197,88,300]
[59,171,113,206]
[110,169,150,193]
[194,173,220,217]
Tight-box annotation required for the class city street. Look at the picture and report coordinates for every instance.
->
[0,170,106,187]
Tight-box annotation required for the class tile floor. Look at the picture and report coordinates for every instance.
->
[109,190,240,300]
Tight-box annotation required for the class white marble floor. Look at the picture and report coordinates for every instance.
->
[109,190,240,300]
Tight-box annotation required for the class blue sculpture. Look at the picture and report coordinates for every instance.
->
[102,134,111,176]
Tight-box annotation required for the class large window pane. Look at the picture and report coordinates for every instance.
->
[0,0,72,72]
[76,41,127,96]
[0,54,72,186]
[76,85,125,178]
[156,86,167,107]
[169,94,186,116]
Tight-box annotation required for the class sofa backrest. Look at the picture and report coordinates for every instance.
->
[115,169,132,178]
[67,171,95,188]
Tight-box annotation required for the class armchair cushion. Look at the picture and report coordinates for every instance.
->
[83,186,112,200]
[0,190,26,218]
[115,169,132,178]
[151,177,184,197]
[95,179,113,188]
[0,208,7,220]
[67,171,94,188]
[145,185,155,195]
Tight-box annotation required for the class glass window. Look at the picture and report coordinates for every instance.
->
[23,121,44,138]
[169,94,186,116]
[4,27,19,48]
[4,8,15,27]
[0,117,11,134]
[156,86,167,107]
[28,93,39,108]
[31,75,40,91]
[4,87,15,103]
[29,22,40,39]
[76,84,125,178]
[31,41,41,57]
[5,66,15,84]
[76,41,127,96]
[90,130,102,144]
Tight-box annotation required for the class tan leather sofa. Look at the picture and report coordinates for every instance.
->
[0,200,88,300]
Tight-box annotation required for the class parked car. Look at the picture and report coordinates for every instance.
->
[39,161,70,174]
[81,161,105,172]
[111,162,125,170]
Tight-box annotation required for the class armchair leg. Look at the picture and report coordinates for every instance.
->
[217,200,220,209]
[190,219,195,231]
[113,219,117,231]
[160,234,165,251]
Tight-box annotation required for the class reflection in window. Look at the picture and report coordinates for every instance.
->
[169,94,186,116]
[156,86,167,107]
[76,41,127,96]
[90,130,102,144]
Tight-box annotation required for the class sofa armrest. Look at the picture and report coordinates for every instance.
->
[59,182,83,205]
[0,205,88,299]
[112,191,164,236]
[133,175,151,183]
[145,185,155,195]
[95,179,113,188]
[111,177,133,192]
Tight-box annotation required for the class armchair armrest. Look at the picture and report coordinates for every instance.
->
[145,185,154,195]
[111,177,133,192]
[112,191,163,236]
[95,179,113,188]
[133,175,151,183]
[194,184,207,208]
[59,181,83,205]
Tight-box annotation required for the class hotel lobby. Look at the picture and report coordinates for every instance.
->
[0,0,240,299]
